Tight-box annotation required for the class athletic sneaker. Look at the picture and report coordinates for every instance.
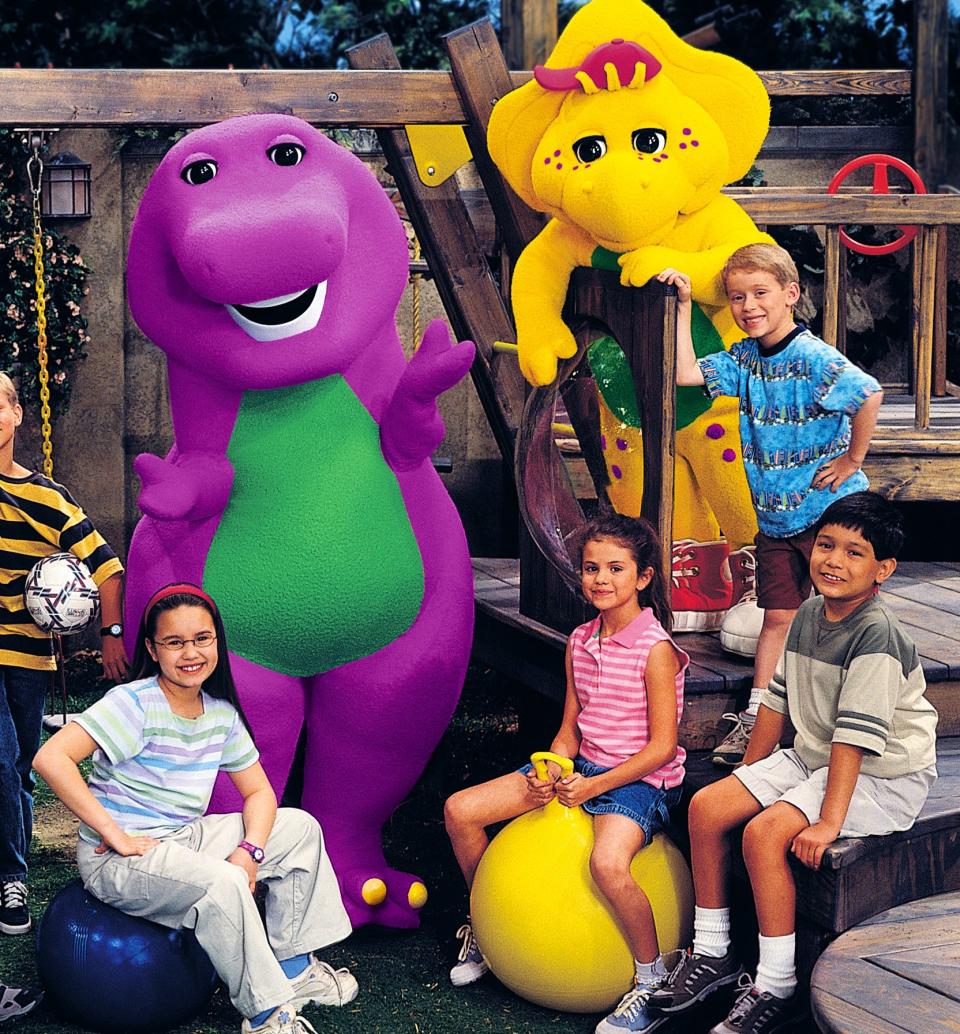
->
[241,1004,318,1033]
[0,882,30,935]
[289,956,358,1007]
[647,948,745,1014]
[711,713,754,767]
[710,977,802,1033]
[449,922,488,986]
[595,980,669,1032]
[0,985,42,1024]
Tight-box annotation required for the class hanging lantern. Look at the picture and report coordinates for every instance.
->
[41,152,91,219]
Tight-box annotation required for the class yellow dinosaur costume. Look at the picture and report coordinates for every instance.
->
[488,0,774,629]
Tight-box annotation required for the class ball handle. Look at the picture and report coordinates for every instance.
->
[530,751,575,781]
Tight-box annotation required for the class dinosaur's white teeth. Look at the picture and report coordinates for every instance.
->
[226,281,327,342]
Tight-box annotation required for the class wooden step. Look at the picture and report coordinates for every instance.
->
[473,558,960,747]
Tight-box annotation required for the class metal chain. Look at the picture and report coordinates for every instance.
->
[27,149,53,478]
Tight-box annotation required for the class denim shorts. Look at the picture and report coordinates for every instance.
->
[519,756,683,842]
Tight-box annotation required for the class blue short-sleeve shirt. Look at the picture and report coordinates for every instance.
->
[699,327,881,537]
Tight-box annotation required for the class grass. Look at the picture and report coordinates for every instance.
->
[6,659,817,1034]
[1,665,602,1034]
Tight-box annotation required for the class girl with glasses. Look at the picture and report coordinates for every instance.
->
[34,583,356,1034]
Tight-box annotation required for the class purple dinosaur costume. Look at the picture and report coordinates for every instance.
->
[125,114,475,929]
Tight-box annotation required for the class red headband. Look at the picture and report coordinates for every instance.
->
[144,583,218,616]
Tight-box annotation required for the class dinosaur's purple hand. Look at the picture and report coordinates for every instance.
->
[135,453,234,521]
[380,320,475,472]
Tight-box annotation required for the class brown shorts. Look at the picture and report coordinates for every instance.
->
[755,526,818,610]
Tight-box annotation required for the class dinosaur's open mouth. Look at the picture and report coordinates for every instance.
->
[226,282,327,341]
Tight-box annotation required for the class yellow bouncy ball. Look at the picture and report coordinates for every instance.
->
[470,753,693,1013]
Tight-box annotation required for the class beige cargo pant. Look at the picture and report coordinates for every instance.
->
[76,808,352,1018]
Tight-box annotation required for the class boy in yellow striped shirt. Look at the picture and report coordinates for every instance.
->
[0,372,126,935]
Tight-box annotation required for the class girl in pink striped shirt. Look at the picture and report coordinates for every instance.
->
[445,515,688,1033]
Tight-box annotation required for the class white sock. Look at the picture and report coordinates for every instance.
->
[693,905,731,958]
[755,933,797,999]
[634,956,664,987]
[743,689,764,720]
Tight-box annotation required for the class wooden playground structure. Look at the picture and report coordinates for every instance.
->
[1,3,958,1025]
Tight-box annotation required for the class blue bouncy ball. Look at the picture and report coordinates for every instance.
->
[36,879,218,1034]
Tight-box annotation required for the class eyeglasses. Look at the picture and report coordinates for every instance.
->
[152,632,217,651]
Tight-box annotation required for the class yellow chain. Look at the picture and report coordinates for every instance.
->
[27,153,53,478]
[411,234,422,351]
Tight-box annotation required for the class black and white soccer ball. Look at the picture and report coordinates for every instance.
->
[24,553,100,635]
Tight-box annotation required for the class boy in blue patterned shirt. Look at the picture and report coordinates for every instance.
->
[661,244,883,762]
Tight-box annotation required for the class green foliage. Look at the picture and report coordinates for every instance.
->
[0,131,90,418]
[0,0,492,70]
[0,0,289,68]
[286,0,492,69]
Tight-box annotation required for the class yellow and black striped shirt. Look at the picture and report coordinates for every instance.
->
[0,471,123,671]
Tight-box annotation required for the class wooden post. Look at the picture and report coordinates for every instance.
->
[914,0,949,189]
[933,224,948,396]
[569,272,677,604]
[915,227,938,431]
[445,20,546,262]
[346,33,528,468]
[501,0,558,69]
[823,227,845,353]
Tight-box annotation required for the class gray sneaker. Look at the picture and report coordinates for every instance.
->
[711,714,754,766]
[710,977,802,1033]
[0,985,42,1023]
[289,955,358,1007]
[595,980,669,1033]
[449,922,488,986]
[647,949,745,1014]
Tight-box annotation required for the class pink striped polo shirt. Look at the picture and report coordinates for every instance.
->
[571,608,688,789]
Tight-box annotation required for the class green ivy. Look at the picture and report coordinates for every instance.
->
[0,129,90,418]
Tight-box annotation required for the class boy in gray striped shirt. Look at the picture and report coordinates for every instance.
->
[648,492,937,1034]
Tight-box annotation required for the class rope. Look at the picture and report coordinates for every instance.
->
[26,148,53,478]
[411,234,422,351]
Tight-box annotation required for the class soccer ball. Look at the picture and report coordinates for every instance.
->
[25,553,100,635]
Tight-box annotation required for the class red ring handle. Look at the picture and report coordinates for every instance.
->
[827,154,927,256]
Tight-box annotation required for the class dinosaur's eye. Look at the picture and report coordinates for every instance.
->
[268,143,305,167]
[632,129,667,154]
[181,160,218,185]
[572,136,607,163]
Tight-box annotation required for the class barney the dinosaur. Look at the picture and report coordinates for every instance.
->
[124,113,476,929]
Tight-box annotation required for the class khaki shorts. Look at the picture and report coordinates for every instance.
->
[734,747,937,837]
[755,528,817,610]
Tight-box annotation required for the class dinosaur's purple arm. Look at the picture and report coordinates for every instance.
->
[379,320,475,473]
[134,452,235,521]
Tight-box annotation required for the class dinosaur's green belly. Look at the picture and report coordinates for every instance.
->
[203,376,424,677]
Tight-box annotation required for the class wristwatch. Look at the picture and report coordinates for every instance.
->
[238,839,265,864]
[101,623,123,638]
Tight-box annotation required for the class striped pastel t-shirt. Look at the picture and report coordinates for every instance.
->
[73,676,259,845]
[571,609,688,788]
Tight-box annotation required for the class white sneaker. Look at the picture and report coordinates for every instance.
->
[449,922,488,986]
[289,956,358,1007]
[241,1003,318,1034]
[719,595,762,657]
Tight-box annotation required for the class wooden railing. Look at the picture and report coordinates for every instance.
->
[728,190,960,433]
[0,67,911,128]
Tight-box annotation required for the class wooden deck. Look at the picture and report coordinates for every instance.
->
[472,558,960,748]
[810,890,960,1032]
[877,393,960,430]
